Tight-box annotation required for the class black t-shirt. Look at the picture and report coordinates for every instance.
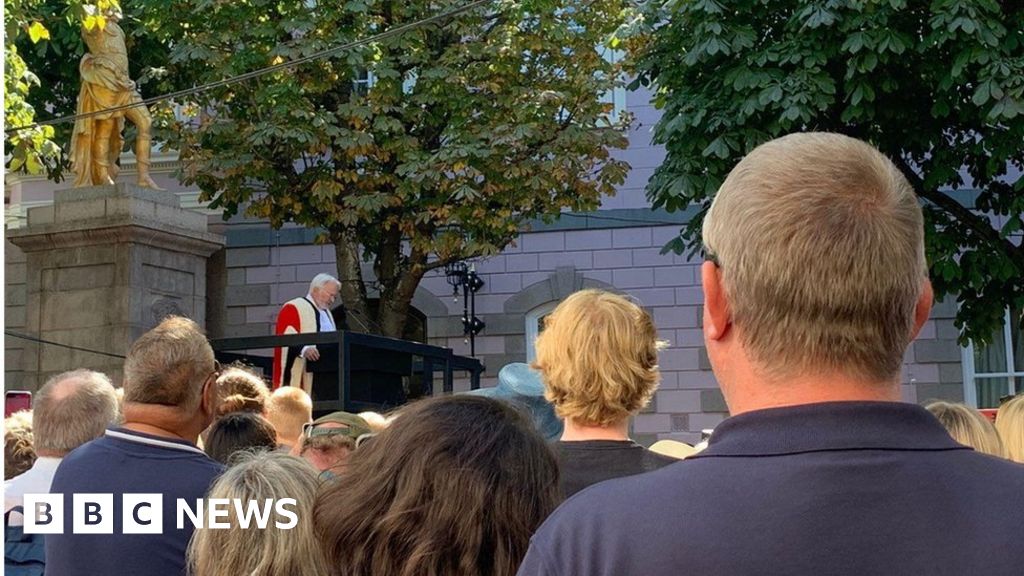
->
[555,440,678,499]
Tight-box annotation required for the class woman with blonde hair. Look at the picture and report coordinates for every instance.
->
[187,451,327,576]
[925,401,1005,457]
[995,394,1024,463]
[532,289,675,499]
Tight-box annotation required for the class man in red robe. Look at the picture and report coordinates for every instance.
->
[272,274,343,394]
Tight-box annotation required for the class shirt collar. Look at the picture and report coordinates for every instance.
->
[8,456,62,483]
[692,401,967,458]
[29,456,63,471]
[105,427,206,455]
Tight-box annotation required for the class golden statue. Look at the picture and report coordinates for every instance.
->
[70,9,163,189]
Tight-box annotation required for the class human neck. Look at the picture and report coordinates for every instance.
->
[560,418,630,442]
[306,293,326,311]
[121,404,201,444]
[724,368,901,417]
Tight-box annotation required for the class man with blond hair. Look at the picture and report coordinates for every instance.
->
[265,385,313,450]
[5,370,119,526]
[531,289,674,499]
[519,133,1024,575]
[47,317,223,576]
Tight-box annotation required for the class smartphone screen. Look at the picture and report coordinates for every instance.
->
[5,391,32,418]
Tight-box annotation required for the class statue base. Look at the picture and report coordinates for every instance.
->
[7,183,225,388]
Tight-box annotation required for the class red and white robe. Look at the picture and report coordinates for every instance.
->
[271,297,321,393]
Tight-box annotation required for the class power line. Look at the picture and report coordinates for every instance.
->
[4,330,126,359]
[4,0,496,135]
[552,211,689,227]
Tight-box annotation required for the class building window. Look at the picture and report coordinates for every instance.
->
[963,307,1023,408]
[597,46,627,123]
[353,69,376,97]
[352,69,417,97]
[525,301,558,363]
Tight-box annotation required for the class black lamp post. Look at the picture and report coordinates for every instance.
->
[444,261,486,357]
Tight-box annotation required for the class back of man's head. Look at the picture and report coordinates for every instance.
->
[265,387,313,447]
[123,316,214,413]
[703,132,926,382]
[34,369,119,457]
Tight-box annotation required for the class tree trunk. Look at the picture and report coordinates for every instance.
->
[333,232,374,333]
[333,230,427,339]
[378,264,425,339]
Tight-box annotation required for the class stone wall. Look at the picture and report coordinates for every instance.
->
[5,241,29,390]
[5,185,223,390]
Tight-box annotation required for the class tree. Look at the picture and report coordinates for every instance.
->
[628,0,1023,344]
[141,0,630,337]
[5,0,63,177]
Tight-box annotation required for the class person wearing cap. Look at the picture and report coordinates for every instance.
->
[531,289,676,500]
[467,363,564,441]
[519,133,1024,575]
[292,411,373,476]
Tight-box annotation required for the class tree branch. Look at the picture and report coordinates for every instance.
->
[894,157,1024,272]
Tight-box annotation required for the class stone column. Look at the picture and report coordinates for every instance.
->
[7,183,224,388]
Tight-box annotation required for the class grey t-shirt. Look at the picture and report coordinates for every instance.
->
[554,440,677,499]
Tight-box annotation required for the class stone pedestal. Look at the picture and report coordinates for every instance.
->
[7,184,225,388]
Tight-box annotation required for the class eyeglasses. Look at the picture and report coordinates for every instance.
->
[302,422,376,448]
[702,245,720,266]
[210,360,223,380]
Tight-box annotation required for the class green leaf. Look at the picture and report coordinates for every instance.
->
[1002,217,1022,238]
[973,81,991,106]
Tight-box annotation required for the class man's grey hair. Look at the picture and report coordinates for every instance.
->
[309,273,341,293]
[34,369,119,456]
[702,132,926,382]
[123,316,215,413]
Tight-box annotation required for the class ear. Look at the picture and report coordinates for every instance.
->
[201,375,218,417]
[701,261,731,341]
[910,278,934,340]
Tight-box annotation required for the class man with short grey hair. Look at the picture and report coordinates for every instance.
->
[46,316,224,576]
[272,273,347,392]
[4,369,119,525]
[518,133,1024,575]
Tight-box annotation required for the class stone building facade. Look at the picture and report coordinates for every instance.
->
[4,87,979,444]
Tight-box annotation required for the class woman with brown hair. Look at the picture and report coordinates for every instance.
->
[313,395,560,576]
[215,364,271,416]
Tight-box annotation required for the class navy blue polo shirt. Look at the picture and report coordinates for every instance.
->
[518,401,1024,576]
[46,428,224,576]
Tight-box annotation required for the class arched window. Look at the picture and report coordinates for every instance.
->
[525,301,559,363]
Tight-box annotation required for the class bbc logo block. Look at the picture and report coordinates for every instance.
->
[24,494,163,535]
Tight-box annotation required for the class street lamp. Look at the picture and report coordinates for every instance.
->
[443,261,486,356]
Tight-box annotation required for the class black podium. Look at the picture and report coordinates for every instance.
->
[210,331,484,417]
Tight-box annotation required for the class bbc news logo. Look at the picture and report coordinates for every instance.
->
[23,494,298,534]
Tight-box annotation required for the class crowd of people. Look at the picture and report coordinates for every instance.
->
[4,132,1024,575]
